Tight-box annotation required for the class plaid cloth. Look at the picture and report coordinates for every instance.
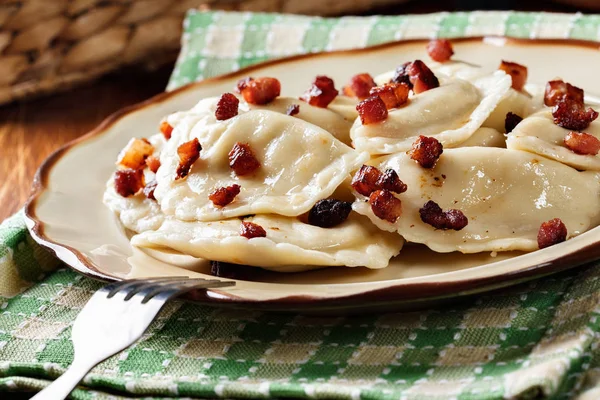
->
[2,10,600,400]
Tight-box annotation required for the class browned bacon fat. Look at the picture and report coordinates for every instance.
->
[369,190,402,223]
[356,96,388,125]
[407,60,439,94]
[176,138,202,179]
[229,142,260,176]
[419,200,468,231]
[240,221,267,239]
[369,83,409,110]
[409,136,443,168]
[117,138,154,170]
[160,121,173,140]
[115,169,144,197]
[343,73,377,100]
[426,39,454,62]
[236,77,281,105]
[552,98,598,131]
[209,184,241,207]
[564,131,600,155]
[300,76,339,108]
[537,218,567,249]
[145,155,161,173]
[499,61,527,91]
[215,93,239,120]
[351,165,407,196]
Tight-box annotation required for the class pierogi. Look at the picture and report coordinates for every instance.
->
[352,148,600,253]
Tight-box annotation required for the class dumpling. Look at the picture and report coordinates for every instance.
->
[350,72,511,154]
[507,109,600,171]
[131,214,404,271]
[155,109,369,221]
[352,147,600,253]
[458,127,505,148]
[166,96,356,145]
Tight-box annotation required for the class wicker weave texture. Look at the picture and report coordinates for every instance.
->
[0,0,401,105]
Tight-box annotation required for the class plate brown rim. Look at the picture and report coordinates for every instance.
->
[23,36,600,308]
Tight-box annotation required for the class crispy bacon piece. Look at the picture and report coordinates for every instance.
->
[145,155,161,173]
[369,190,402,223]
[564,131,600,155]
[390,61,412,88]
[215,93,239,120]
[419,200,468,230]
[544,80,584,107]
[369,83,410,109]
[499,60,528,91]
[307,199,352,228]
[300,76,339,108]
[143,180,158,200]
[117,138,154,170]
[238,77,281,105]
[343,73,377,100]
[351,165,383,196]
[409,135,444,168]
[426,39,454,62]
[538,218,567,249]
[114,169,144,197]
[176,138,202,179]
[240,221,267,239]
[160,121,173,140]
[377,169,407,194]
[356,95,388,125]
[407,60,439,94]
[505,112,523,133]
[286,104,300,116]
[209,184,241,207]
[552,98,599,131]
[229,142,260,176]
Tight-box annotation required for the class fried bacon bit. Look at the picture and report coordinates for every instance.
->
[145,155,161,173]
[499,60,528,91]
[369,190,402,223]
[505,112,523,133]
[545,80,584,107]
[409,135,444,168]
[215,93,239,120]
[114,169,144,197]
[552,98,599,131]
[159,121,173,140]
[307,199,352,228]
[426,39,454,62]
[369,83,410,110]
[210,261,252,279]
[343,73,377,100]
[240,221,267,239]
[390,61,412,88]
[235,76,253,93]
[286,104,300,116]
[176,138,202,179]
[538,218,567,249]
[419,200,468,231]
[564,131,600,155]
[356,96,388,125]
[229,142,260,176]
[377,169,407,194]
[143,180,158,200]
[209,184,241,207]
[300,75,339,108]
[351,165,383,196]
[117,138,154,170]
[238,77,281,105]
[407,60,439,94]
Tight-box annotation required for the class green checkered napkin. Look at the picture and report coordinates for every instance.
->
[3,10,600,400]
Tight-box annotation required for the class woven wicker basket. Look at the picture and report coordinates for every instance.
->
[0,0,402,106]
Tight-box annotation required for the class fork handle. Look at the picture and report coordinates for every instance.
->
[31,358,95,400]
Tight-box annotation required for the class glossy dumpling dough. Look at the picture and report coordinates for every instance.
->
[155,109,368,221]
[352,148,600,253]
[167,96,356,145]
[507,109,600,171]
[458,127,505,148]
[351,72,511,154]
[131,214,404,271]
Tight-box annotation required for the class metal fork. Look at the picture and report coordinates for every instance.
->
[31,276,235,400]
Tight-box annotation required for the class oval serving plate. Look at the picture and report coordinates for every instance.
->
[25,37,600,313]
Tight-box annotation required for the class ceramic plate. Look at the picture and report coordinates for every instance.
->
[25,37,600,313]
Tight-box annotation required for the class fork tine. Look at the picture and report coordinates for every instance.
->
[104,277,189,298]
[140,278,235,303]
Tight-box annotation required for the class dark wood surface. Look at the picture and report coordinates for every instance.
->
[0,1,591,222]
